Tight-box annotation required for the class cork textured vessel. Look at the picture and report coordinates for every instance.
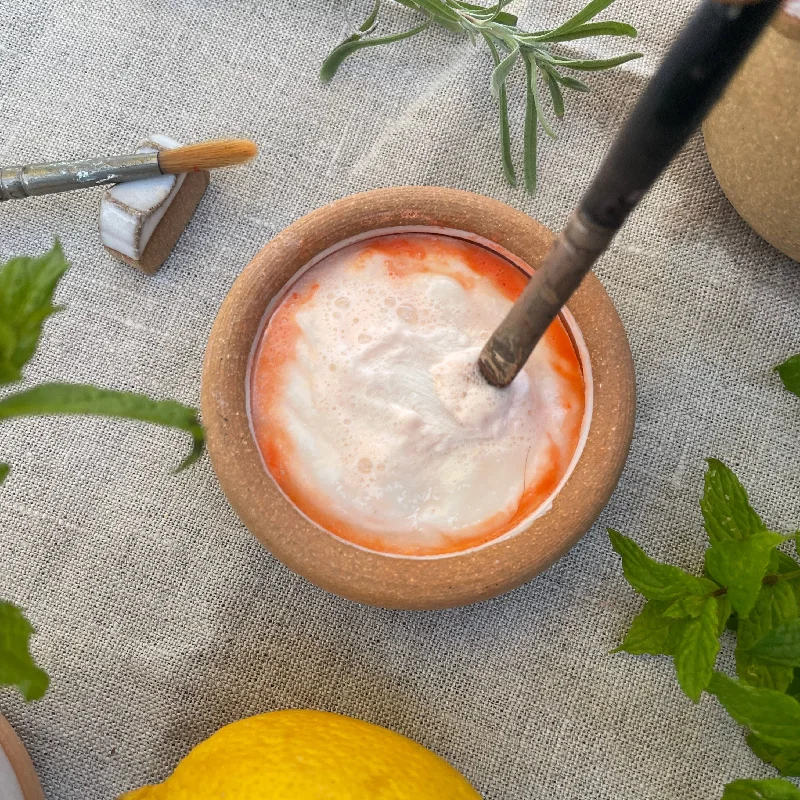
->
[202,188,635,609]
[703,6,800,262]
[0,713,44,800]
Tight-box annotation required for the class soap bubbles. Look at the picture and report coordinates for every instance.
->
[252,232,585,552]
[396,303,417,324]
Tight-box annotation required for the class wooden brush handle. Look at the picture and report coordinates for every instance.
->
[479,0,782,388]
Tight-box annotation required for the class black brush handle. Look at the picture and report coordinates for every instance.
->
[479,0,782,388]
[581,0,781,229]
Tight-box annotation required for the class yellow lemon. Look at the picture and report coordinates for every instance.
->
[120,709,481,799]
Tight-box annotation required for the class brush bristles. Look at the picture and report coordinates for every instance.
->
[158,138,258,174]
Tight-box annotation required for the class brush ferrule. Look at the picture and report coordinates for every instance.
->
[478,211,615,388]
[0,153,161,201]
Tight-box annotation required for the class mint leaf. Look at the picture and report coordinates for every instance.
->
[0,602,49,701]
[773,550,800,608]
[0,463,8,485]
[0,383,204,471]
[609,528,724,697]
[702,459,767,546]
[664,594,709,618]
[773,551,800,576]
[737,580,798,691]
[776,355,800,399]
[717,595,733,634]
[705,533,787,618]
[0,241,69,385]
[615,595,729,662]
[710,671,800,747]
[674,596,719,702]
[723,778,800,799]
[747,734,800,777]
[615,599,684,656]
[751,619,800,666]
[609,530,715,601]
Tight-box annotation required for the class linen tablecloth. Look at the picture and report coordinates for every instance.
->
[1,1,799,797]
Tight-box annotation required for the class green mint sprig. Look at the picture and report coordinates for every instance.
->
[0,602,49,701]
[722,779,800,799]
[776,354,800,399]
[0,242,205,700]
[321,0,641,192]
[612,455,800,797]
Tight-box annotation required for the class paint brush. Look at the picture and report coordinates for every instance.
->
[0,138,258,201]
[478,0,782,388]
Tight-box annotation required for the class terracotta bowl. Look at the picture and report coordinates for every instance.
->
[202,187,635,609]
[0,713,44,800]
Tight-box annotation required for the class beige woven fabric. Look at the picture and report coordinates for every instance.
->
[1,1,799,798]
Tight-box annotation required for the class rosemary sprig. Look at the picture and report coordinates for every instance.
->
[321,0,641,192]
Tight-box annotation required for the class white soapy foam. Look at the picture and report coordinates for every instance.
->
[253,235,585,551]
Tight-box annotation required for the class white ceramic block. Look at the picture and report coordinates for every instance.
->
[99,134,187,260]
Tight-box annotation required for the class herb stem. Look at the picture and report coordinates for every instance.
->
[320,0,641,190]
[710,569,800,598]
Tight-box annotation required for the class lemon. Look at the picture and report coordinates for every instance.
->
[120,709,481,799]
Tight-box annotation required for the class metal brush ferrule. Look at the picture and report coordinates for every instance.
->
[0,152,162,201]
[478,211,615,388]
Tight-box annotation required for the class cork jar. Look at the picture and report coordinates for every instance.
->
[202,188,636,609]
[703,3,800,262]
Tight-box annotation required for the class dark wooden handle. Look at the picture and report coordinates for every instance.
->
[580,0,782,230]
[479,0,782,388]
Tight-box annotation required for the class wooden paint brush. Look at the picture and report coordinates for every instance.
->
[0,138,258,201]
